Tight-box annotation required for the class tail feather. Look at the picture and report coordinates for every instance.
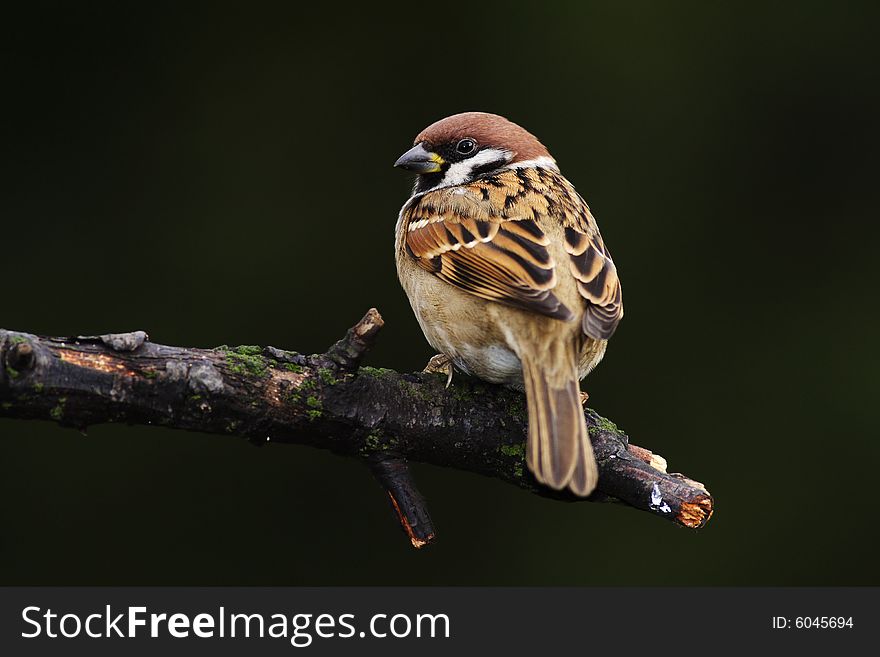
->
[522,353,598,496]
[568,411,598,496]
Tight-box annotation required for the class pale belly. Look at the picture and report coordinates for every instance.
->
[400,259,607,389]
[407,276,522,384]
[422,319,523,384]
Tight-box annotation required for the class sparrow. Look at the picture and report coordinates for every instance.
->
[393,112,623,496]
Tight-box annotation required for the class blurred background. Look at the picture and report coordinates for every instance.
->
[1,1,878,585]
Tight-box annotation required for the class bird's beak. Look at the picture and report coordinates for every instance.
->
[394,143,444,173]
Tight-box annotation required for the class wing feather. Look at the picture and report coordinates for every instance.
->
[564,225,623,340]
[402,168,623,335]
[404,187,573,321]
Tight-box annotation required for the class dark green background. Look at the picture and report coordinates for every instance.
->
[1,2,878,585]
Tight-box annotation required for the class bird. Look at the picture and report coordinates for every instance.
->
[393,112,623,496]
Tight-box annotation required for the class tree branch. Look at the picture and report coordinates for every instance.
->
[0,309,713,547]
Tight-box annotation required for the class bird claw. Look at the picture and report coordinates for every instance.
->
[579,391,590,406]
[423,354,454,388]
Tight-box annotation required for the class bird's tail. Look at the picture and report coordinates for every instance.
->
[521,346,597,496]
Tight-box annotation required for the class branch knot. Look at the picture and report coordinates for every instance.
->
[325,308,384,372]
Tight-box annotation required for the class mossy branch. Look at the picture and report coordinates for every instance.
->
[0,309,713,548]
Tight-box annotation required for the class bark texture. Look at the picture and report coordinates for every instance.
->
[0,309,713,547]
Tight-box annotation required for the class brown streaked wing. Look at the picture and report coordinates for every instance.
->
[404,195,574,321]
[564,225,623,340]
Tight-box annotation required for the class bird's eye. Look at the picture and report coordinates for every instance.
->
[456,138,477,155]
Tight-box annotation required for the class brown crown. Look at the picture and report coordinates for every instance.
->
[414,112,552,163]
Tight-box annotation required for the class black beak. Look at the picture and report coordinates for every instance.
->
[393,143,444,174]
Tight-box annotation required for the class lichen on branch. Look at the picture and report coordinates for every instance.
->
[0,309,713,547]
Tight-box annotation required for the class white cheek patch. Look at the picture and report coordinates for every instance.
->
[509,155,559,172]
[442,148,512,186]
[423,148,513,191]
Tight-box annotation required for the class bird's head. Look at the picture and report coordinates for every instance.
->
[394,112,557,193]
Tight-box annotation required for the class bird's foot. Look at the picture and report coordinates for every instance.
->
[579,391,590,406]
[423,354,454,388]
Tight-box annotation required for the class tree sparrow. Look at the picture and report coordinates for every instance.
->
[394,112,623,496]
